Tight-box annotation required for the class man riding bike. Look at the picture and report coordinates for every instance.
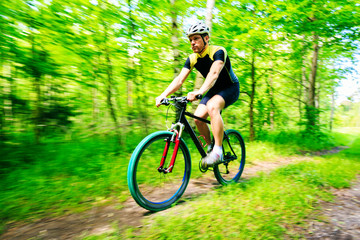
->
[156,21,239,169]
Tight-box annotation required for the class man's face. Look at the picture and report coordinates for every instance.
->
[189,34,208,53]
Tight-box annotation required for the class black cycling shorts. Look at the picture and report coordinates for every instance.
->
[200,82,239,108]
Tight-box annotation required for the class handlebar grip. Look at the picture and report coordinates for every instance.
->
[160,98,170,106]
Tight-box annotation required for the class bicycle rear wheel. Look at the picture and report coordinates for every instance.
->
[127,131,191,211]
[214,129,245,185]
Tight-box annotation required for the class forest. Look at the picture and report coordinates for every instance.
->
[1,0,360,239]
[1,0,359,145]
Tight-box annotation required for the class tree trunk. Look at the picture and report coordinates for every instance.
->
[137,56,149,136]
[249,49,256,141]
[305,33,320,132]
[0,64,6,141]
[127,0,135,109]
[300,49,307,130]
[170,0,183,121]
[97,3,122,144]
[104,50,122,144]
[206,0,215,32]
[309,35,318,107]
[33,76,42,144]
[268,59,275,130]
[171,0,181,80]
[92,77,99,126]
[191,0,215,116]
[0,23,5,141]
[0,93,3,142]
[316,81,320,109]
[102,19,122,145]
[30,34,42,144]
[2,63,13,131]
[91,55,101,127]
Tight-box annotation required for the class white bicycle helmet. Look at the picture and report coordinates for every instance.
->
[186,21,209,37]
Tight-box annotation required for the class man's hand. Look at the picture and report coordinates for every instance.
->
[155,95,166,107]
[187,91,202,102]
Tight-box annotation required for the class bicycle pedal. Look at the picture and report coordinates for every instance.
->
[199,159,208,173]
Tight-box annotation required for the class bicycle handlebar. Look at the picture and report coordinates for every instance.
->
[160,95,202,106]
[195,94,203,100]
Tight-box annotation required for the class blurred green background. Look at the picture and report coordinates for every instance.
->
[0,0,359,238]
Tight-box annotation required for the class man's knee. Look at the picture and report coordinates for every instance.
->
[194,104,208,119]
[207,103,221,117]
[207,96,225,117]
[194,117,205,126]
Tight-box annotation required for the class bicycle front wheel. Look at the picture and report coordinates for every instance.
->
[127,131,191,211]
[214,129,246,185]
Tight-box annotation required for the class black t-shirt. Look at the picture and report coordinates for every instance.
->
[184,45,238,92]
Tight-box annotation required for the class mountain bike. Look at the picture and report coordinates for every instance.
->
[127,96,245,211]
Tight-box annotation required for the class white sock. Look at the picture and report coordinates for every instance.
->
[213,145,223,157]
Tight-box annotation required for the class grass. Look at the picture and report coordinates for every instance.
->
[0,130,358,238]
[0,136,132,226]
[84,133,360,239]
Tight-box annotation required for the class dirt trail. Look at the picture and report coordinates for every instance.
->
[1,153,359,239]
[305,177,360,240]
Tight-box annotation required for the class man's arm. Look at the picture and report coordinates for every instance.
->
[156,67,191,107]
[187,60,225,101]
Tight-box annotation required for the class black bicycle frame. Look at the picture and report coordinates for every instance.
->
[178,103,210,159]
[158,99,234,174]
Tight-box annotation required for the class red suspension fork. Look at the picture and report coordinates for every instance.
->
[166,134,181,173]
[158,137,170,172]
[157,131,181,174]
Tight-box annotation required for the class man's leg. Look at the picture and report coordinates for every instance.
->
[194,104,211,146]
[200,95,226,168]
[206,95,226,147]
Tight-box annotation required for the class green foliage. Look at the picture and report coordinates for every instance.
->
[343,136,360,156]
[331,131,356,147]
[334,101,360,128]
[304,105,321,133]
[0,136,133,224]
[298,130,336,151]
[1,0,359,146]
[41,103,76,126]
[255,129,337,151]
